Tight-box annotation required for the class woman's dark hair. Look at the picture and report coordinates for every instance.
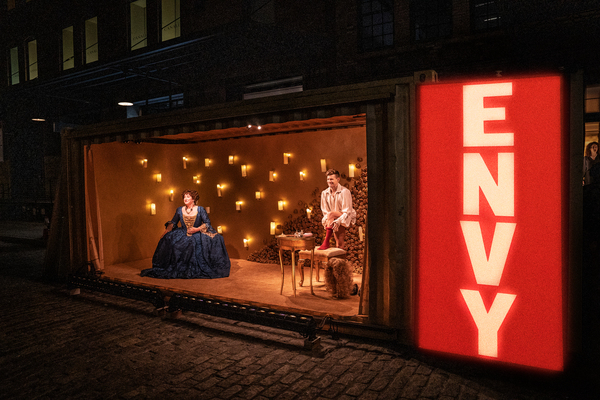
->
[585,141,598,157]
[181,189,199,202]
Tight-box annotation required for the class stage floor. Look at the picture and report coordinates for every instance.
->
[102,258,363,319]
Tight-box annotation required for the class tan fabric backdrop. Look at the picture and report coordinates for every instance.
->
[85,146,105,271]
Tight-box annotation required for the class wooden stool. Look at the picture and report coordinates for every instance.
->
[298,247,346,287]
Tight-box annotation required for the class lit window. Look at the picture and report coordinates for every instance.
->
[359,0,394,51]
[27,40,38,80]
[585,85,600,114]
[131,0,148,50]
[62,26,74,70]
[85,17,98,64]
[8,46,19,85]
[161,0,180,42]
[472,0,501,31]
[411,0,452,41]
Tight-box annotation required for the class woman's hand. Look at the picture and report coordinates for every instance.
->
[187,224,207,235]
[332,220,340,232]
[161,222,174,238]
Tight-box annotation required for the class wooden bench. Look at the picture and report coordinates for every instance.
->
[298,247,347,287]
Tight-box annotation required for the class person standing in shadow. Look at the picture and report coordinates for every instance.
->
[583,141,599,186]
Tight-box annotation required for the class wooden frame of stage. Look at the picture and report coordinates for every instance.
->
[101,258,363,320]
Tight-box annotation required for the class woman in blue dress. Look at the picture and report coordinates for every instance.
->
[141,189,230,279]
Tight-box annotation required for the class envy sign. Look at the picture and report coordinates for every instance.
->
[417,75,564,371]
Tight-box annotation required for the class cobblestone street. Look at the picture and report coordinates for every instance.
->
[0,237,594,399]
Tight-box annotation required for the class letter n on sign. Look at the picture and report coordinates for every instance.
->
[416,75,565,371]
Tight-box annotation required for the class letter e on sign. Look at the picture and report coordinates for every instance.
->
[416,75,564,371]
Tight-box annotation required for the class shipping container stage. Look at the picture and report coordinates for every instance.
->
[50,82,414,343]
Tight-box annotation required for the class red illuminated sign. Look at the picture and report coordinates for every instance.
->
[416,75,564,371]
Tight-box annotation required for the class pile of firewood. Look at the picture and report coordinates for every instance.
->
[247,163,367,274]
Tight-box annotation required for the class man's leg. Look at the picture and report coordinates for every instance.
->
[334,225,346,249]
[318,227,334,250]
[318,211,342,250]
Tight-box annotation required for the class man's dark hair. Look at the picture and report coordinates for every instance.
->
[326,169,340,178]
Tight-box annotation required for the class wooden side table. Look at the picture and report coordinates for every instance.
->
[277,235,315,296]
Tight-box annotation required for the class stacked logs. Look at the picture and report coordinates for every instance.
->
[247,163,367,274]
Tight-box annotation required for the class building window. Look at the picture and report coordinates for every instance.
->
[85,17,98,64]
[131,0,147,50]
[411,0,452,41]
[62,26,74,70]
[161,0,180,42]
[471,0,501,31]
[359,0,394,51]
[585,85,600,150]
[585,85,600,114]
[27,40,38,80]
[8,46,19,85]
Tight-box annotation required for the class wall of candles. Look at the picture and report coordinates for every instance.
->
[88,126,366,266]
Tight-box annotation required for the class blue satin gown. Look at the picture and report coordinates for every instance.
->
[140,206,230,279]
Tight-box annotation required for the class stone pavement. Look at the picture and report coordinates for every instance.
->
[0,232,595,399]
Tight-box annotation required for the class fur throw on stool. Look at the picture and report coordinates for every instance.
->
[324,258,354,299]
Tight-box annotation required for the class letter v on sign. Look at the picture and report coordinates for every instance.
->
[460,221,517,286]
